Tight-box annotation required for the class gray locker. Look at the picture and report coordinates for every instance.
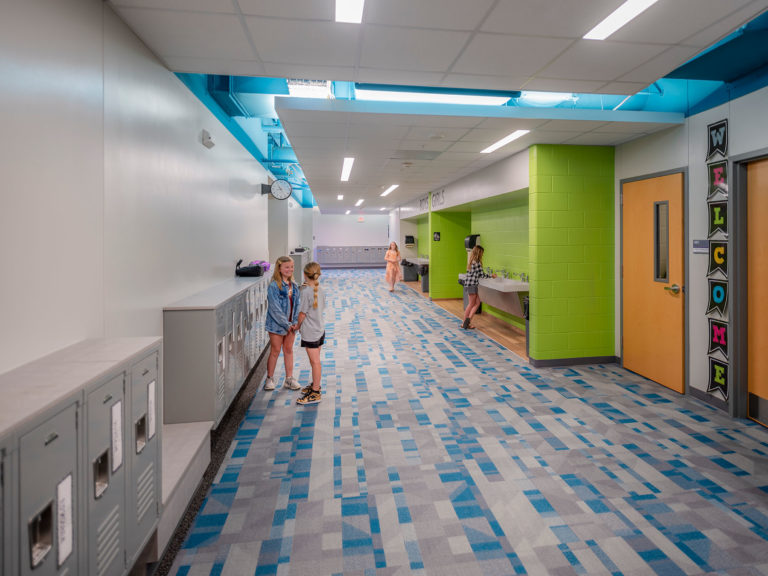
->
[215,307,228,420]
[19,402,81,576]
[1,434,13,576]
[86,374,126,576]
[126,352,160,566]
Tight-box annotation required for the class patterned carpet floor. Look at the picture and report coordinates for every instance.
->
[170,269,768,576]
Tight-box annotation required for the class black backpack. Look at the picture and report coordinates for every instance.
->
[235,259,263,277]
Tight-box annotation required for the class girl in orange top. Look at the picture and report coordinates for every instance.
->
[384,241,401,292]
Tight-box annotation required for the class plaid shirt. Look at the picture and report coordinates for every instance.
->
[464,260,490,287]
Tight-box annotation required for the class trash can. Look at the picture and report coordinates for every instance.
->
[418,264,429,292]
[402,260,418,281]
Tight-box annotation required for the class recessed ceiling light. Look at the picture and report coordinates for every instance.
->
[337,194,344,200]
[379,207,386,211]
[345,210,351,215]
[356,89,510,106]
[583,0,659,40]
[481,130,530,154]
[341,157,354,182]
[355,199,364,207]
[381,184,399,197]
[336,0,364,23]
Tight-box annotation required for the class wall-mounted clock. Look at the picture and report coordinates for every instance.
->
[270,179,293,200]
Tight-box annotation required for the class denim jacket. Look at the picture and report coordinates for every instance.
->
[265,279,300,335]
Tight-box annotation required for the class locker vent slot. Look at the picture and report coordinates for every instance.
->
[29,501,53,568]
[96,505,121,576]
[216,372,226,409]
[136,463,155,522]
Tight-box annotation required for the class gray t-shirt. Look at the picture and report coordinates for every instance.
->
[298,284,326,342]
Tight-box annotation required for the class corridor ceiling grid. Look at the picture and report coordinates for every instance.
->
[108,0,768,213]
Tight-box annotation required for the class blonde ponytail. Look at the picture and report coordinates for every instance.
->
[303,261,322,309]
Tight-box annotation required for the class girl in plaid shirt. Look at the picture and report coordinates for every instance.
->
[462,245,496,329]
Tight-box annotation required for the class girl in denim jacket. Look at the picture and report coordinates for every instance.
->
[264,256,301,391]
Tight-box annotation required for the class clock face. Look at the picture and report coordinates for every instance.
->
[270,179,292,200]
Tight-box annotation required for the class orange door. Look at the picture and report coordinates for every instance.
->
[747,158,768,425]
[623,173,685,393]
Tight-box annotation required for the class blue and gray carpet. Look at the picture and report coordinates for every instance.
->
[171,269,768,576]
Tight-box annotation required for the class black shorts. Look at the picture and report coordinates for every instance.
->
[301,332,325,348]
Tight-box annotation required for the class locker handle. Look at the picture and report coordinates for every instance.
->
[142,368,150,376]
[103,394,113,404]
[44,432,59,446]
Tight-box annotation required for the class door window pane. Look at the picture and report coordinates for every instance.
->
[655,201,669,281]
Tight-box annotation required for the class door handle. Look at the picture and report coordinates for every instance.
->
[664,284,681,295]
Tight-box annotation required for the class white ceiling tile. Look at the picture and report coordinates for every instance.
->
[539,40,668,82]
[597,122,665,133]
[237,0,333,20]
[404,126,471,141]
[279,109,350,124]
[618,45,702,84]
[527,131,581,144]
[365,0,495,29]
[473,118,550,131]
[446,141,487,153]
[360,25,470,72]
[397,140,453,152]
[113,8,256,59]
[461,125,541,144]
[109,0,235,11]
[593,81,651,95]
[610,0,755,44]
[161,56,266,76]
[482,0,623,38]
[682,0,768,47]
[356,68,445,87]
[347,123,410,140]
[521,78,607,93]
[537,120,610,131]
[246,18,359,66]
[408,116,485,128]
[281,121,350,139]
[452,34,574,77]
[562,132,634,145]
[440,74,529,92]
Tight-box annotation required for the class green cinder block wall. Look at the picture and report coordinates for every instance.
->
[529,144,615,362]
[417,216,429,257]
[471,193,529,329]
[430,211,471,299]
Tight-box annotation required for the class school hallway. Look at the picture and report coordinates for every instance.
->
[168,269,768,576]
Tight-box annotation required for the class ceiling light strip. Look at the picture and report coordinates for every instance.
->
[341,157,355,182]
[355,199,364,207]
[381,184,399,197]
[583,0,659,40]
[336,0,365,23]
[481,130,530,154]
[356,89,509,106]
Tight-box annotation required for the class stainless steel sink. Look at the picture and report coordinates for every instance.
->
[478,278,529,317]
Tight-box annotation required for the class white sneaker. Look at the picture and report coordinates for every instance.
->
[283,376,301,390]
[263,376,276,391]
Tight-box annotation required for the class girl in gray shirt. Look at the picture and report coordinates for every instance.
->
[296,261,326,405]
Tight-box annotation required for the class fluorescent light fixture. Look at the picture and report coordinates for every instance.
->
[336,0,364,23]
[379,207,386,211]
[287,79,332,99]
[519,91,576,107]
[584,0,659,40]
[381,184,399,197]
[341,157,354,181]
[481,130,530,154]
[355,199,364,207]
[345,210,351,215]
[337,194,344,200]
[356,89,509,106]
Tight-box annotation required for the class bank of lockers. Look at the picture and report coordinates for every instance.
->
[164,277,268,428]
